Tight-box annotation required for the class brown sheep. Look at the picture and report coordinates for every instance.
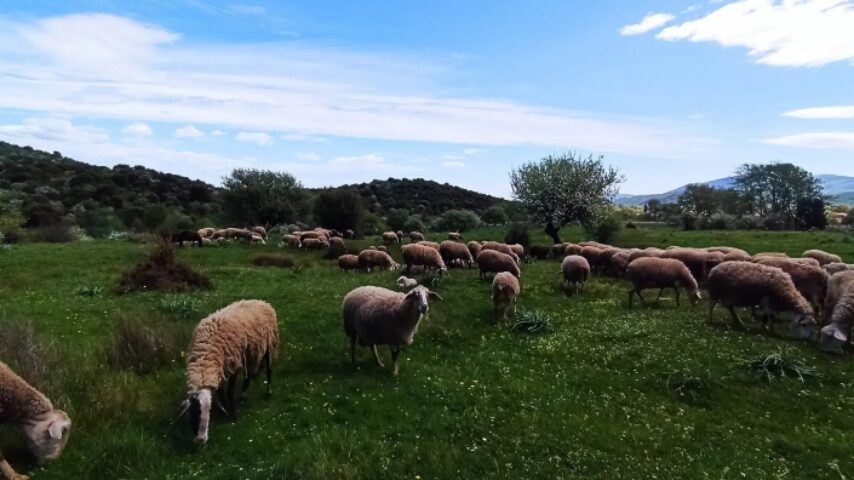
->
[467,241,483,260]
[820,271,854,352]
[492,271,521,323]
[626,257,700,308]
[416,240,441,251]
[358,250,399,272]
[402,244,447,275]
[338,254,360,272]
[477,250,520,279]
[439,240,474,268]
[447,232,463,241]
[561,255,590,295]
[382,231,400,244]
[301,237,329,250]
[481,241,520,264]
[753,256,829,314]
[825,263,854,276]
[409,231,425,242]
[804,249,842,266]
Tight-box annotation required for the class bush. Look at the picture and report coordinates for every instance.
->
[735,215,763,230]
[503,222,531,249]
[481,205,508,225]
[402,215,426,233]
[699,212,736,230]
[434,209,481,232]
[33,222,75,243]
[584,215,622,243]
[117,240,213,294]
[251,253,297,269]
[313,188,366,234]
[385,208,410,231]
[361,212,385,235]
[103,317,185,375]
[681,212,697,231]
[796,197,827,230]
[763,213,787,231]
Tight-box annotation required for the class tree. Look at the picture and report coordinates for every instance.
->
[313,188,366,233]
[385,208,410,231]
[221,169,308,226]
[795,197,827,230]
[481,205,508,225]
[735,163,824,226]
[434,209,481,232]
[509,152,623,243]
[644,199,662,220]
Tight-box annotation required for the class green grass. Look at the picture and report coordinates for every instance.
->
[1,226,854,479]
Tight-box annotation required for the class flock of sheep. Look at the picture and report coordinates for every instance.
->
[3,226,853,479]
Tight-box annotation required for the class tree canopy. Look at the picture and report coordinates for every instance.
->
[735,163,824,227]
[221,168,309,226]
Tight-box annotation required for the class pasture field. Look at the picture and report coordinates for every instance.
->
[2,226,854,479]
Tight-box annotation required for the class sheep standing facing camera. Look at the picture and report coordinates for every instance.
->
[1,362,72,480]
[492,271,521,323]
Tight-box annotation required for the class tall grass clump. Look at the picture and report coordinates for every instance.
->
[158,294,202,319]
[251,252,297,268]
[510,308,555,334]
[740,348,820,382]
[103,317,187,376]
[117,240,212,293]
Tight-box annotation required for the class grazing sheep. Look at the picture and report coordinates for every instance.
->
[301,238,329,250]
[211,229,229,240]
[723,250,752,262]
[396,275,418,290]
[402,244,447,275]
[448,232,463,241]
[249,234,266,245]
[377,245,388,253]
[508,244,525,258]
[409,231,425,242]
[343,285,442,375]
[329,237,345,250]
[382,231,398,244]
[0,362,72,480]
[753,256,829,313]
[551,242,571,258]
[181,300,279,445]
[529,245,551,260]
[753,252,788,259]
[579,246,606,272]
[706,262,815,338]
[250,226,268,239]
[477,249,520,279]
[439,240,474,268]
[628,248,664,263]
[609,249,636,276]
[299,230,328,242]
[358,250,400,272]
[820,272,854,352]
[492,271,521,323]
[198,227,215,239]
[564,244,583,256]
[338,254,360,272]
[561,255,590,295]
[395,230,404,242]
[660,248,720,283]
[467,241,483,260]
[481,241,520,264]
[416,240,441,251]
[804,249,842,266]
[201,237,212,246]
[171,230,203,247]
[825,263,854,276]
[626,257,700,308]
[344,229,355,239]
[282,234,301,248]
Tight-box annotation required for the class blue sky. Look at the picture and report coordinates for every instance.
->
[0,1,852,197]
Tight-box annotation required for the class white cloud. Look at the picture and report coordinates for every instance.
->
[763,131,854,150]
[442,154,464,160]
[620,12,675,36]
[656,0,854,67]
[175,125,205,138]
[210,129,226,136]
[0,116,108,143]
[282,133,329,143]
[295,152,320,161]
[463,148,484,155]
[235,131,273,145]
[329,153,384,167]
[441,161,467,169]
[229,4,266,15]
[122,122,153,137]
[783,105,854,119]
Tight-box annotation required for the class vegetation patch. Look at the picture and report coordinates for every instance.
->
[251,252,297,269]
[740,348,820,383]
[102,317,186,376]
[662,369,714,406]
[157,294,202,319]
[117,241,213,293]
[510,308,555,334]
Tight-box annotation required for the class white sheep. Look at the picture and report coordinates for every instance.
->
[402,244,447,276]
[626,257,700,308]
[492,271,521,323]
[477,250,520,279]
[1,362,72,480]
[821,271,854,352]
[343,285,442,375]
[396,275,418,290]
[180,300,279,444]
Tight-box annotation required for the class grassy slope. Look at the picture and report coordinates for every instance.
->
[1,226,854,479]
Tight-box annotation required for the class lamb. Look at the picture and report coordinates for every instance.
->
[301,237,329,250]
[477,249,520,280]
[344,229,355,239]
[343,285,442,375]
[467,241,483,260]
[282,234,301,248]
[358,250,400,272]
[439,240,474,268]
[396,275,418,290]
[0,362,72,480]
[250,226,268,239]
[753,256,829,313]
[416,240,441,251]
[198,227,215,239]
[409,231,425,242]
[492,271,521,323]
[820,272,854,352]
[338,254,360,272]
[825,263,854,276]
[249,234,266,245]
[448,232,463,241]
[481,241,520,264]
[706,261,815,338]
[401,244,447,275]
[382,231,399,244]
[180,300,278,445]
[804,249,842,266]
[626,257,700,308]
[561,255,590,295]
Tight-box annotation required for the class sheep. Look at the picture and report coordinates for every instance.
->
[753,252,788,259]
[707,246,751,262]
[820,272,854,352]
[402,244,447,276]
[299,230,328,242]
[416,240,441,251]
[508,244,525,258]
[377,245,388,253]
[626,257,700,308]
[396,275,418,290]
[343,285,442,375]
[344,229,355,239]
[395,230,404,242]
[250,226,268,239]
[706,261,815,338]
[448,232,463,241]
[382,231,399,244]
[0,362,72,480]
[481,241,520,264]
[301,237,329,250]
[211,229,229,240]
[439,240,474,268]
[358,250,400,272]
[528,245,551,260]
[628,248,664,263]
[467,241,483,260]
[338,254,360,272]
[551,243,571,258]
[198,227,215,239]
[249,234,266,245]
[608,249,636,276]
[492,271,521,323]
[171,230,203,247]
[329,237,345,250]
[477,249,520,280]
[282,234,301,248]
[201,237,212,246]
[561,255,590,295]
[180,300,278,445]
[753,256,829,314]
[564,244,583,256]
[804,249,842,266]
[579,246,606,272]
[825,263,854,276]
[660,248,721,283]
[409,231,425,242]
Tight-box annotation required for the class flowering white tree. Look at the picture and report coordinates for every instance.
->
[509,153,623,243]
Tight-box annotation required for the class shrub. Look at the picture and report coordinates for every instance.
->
[402,215,426,233]
[313,188,366,234]
[763,213,787,231]
[33,222,75,243]
[680,212,697,231]
[385,208,410,231]
[434,209,481,232]
[103,317,185,375]
[503,222,531,249]
[510,309,555,334]
[584,214,622,243]
[117,240,213,294]
[361,212,385,235]
[157,295,202,319]
[251,253,297,269]
[700,212,736,230]
[735,215,763,230]
[0,320,53,391]
[481,205,508,225]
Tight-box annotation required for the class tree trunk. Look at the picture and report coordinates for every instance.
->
[545,222,561,244]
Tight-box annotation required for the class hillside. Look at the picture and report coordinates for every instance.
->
[326,178,503,215]
[617,174,854,205]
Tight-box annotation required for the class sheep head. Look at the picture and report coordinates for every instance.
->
[404,286,442,315]
[821,323,847,353]
[20,409,71,462]
[790,313,817,340]
[182,388,213,445]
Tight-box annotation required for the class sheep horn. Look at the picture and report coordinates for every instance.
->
[428,291,443,301]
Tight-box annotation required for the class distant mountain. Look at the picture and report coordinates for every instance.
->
[616,174,854,206]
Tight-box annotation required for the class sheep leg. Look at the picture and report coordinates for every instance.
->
[628,290,635,308]
[370,345,384,367]
[1,452,27,480]
[727,306,745,329]
[227,374,239,420]
[264,351,273,398]
[708,300,717,323]
[350,336,358,366]
[674,287,680,307]
[654,288,664,303]
[390,345,401,376]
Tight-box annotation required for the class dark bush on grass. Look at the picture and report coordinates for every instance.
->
[103,317,185,375]
[504,222,530,250]
[528,245,551,259]
[33,222,75,243]
[251,252,297,269]
[118,240,213,293]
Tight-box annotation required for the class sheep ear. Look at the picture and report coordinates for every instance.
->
[48,418,70,440]
[173,399,191,424]
[428,291,443,301]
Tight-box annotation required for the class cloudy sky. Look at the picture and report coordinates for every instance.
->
[0,1,852,197]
